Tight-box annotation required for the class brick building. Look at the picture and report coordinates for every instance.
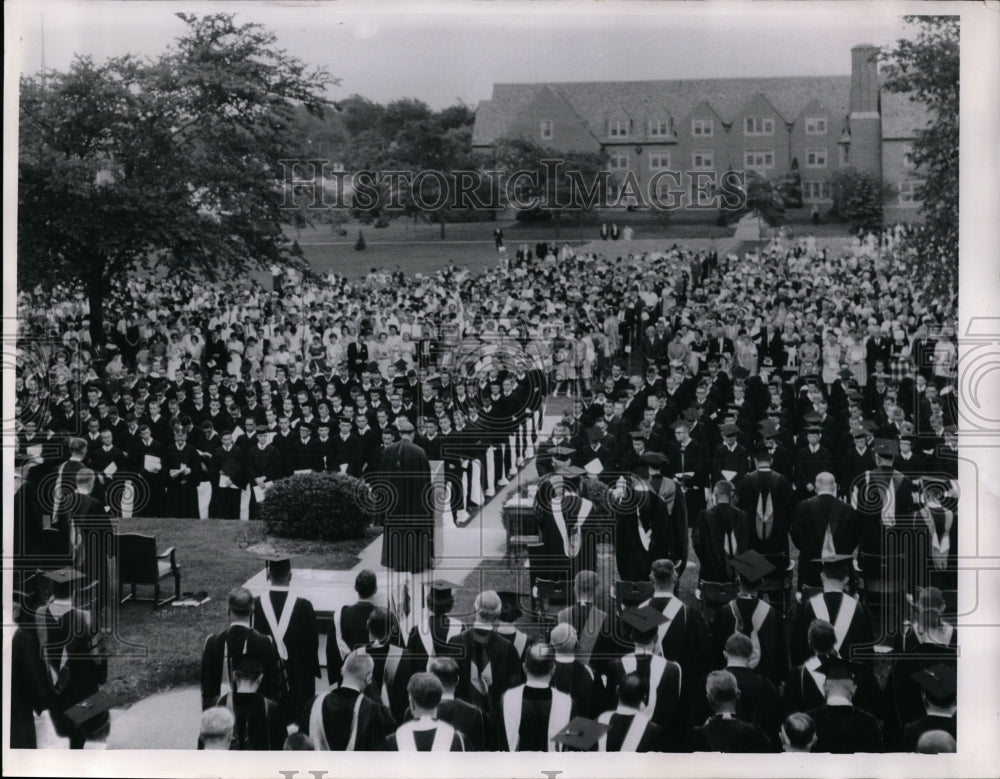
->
[471,44,929,222]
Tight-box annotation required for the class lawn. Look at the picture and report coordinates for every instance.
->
[104,517,377,707]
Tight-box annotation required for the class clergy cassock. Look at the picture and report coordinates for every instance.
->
[597,709,667,752]
[710,596,787,685]
[498,683,574,751]
[382,718,464,751]
[790,589,874,667]
[638,594,713,676]
[252,582,319,724]
[365,640,416,724]
[532,475,599,583]
[604,653,683,745]
[734,466,795,560]
[378,435,434,574]
[692,502,748,584]
[306,686,397,751]
[790,493,861,589]
[447,628,524,749]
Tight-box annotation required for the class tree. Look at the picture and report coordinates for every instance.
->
[18,13,335,347]
[831,169,892,234]
[733,172,785,230]
[881,16,959,260]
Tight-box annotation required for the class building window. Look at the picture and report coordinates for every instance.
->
[691,118,714,137]
[898,180,921,205]
[839,145,850,167]
[803,181,832,201]
[609,151,629,171]
[648,119,670,138]
[691,151,714,171]
[540,119,553,140]
[805,117,827,135]
[608,119,630,138]
[649,152,671,171]
[744,150,774,172]
[805,149,828,168]
[903,143,916,169]
[744,116,775,136]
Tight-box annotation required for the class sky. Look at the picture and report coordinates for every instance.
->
[8,1,921,109]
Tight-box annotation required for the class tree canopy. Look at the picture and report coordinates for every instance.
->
[18,13,336,346]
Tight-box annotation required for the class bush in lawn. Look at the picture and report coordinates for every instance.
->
[354,230,366,251]
[262,472,369,542]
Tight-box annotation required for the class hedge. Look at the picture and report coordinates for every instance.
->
[261,471,370,542]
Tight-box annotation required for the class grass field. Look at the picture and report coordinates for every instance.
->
[104,517,377,707]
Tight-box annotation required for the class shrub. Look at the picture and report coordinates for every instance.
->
[354,230,366,251]
[261,472,369,542]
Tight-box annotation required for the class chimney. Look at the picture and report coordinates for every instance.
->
[850,44,880,116]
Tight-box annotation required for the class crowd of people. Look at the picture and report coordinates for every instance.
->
[11,220,960,753]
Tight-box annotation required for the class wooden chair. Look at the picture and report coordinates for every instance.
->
[117,532,181,608]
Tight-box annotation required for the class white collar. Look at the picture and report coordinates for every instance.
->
[555,656,575,664]
[615,704,642,716]
[525,679,550,689]
[825,694,853,707]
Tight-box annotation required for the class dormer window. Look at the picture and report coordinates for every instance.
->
[648,119,670,138]
[691,118,714,137]
[608,119,630,138]
[744,117,774,136]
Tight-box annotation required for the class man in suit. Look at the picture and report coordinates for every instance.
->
[251,557,319,726]
[808,658,884,753]
[381,672,464,751]
[790,473,861,591]
[790,555,874,667]
[595,672,669,752]
[305,649,397,751]
[688,670,771,752]
[201,587,282,711]
[735,448,795,563]
[447,590,524,749]
[497,643,574,752]
[401,657,485,750]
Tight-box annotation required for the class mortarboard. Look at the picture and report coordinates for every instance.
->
[585,427,603,443]
[628,430,648,440]
[393,359,408,372]
[549,445,576,458]
[614,580,654,607]
[911,663,957,703]
[641,451,669,466]
[872,438,899,458]
[44,567,85,588]
[620,605,668,641]
[719,422,739,438]
[818,657,865,683]
[551,716,610,751]
[682,407,700,422]
[427,579,457,598]
[535,578,570,602]
[496,590,524,621]
[365,362,379,373]
[554,464,586,478]
[813,553,854,578]
[731,549,775,586]
[850,424,867,439]
[265,556,291,578]
[63,690,113,729]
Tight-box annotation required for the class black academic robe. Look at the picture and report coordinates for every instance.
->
[365,641,416,724]
[639,595,713,677]
[406,614,466,672]
[611,483,681,582]
[552,659,604,719]
[688,714,772,753]
[734,468,795,559]
[599,710,668,752]
[790,493,861,588]
[163,442,200,518]
[496,684,574,752]
[447,628,524,749]
[884,628,957,737]
[712,443,750,488]
[381,721,465,751]
[809,704,883,753]
[692,503,749,584]
[532,489,599,583]
[252,591,320,726]
[210,445,245,519]
[403,697,486,751]
[10,622,51,749]
[790,591,874,667]
[378,439,434,573]
[604,653,684,743]
[781,655,884,721]
[793,445,834,498]
[855,467,917,557]
[211,692,286,750]
[305,687,396,751]
[200,625,282,710]
[900,713,956,752]
[710,597,787,685]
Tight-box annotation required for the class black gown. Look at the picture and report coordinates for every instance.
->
[378,440,434,573]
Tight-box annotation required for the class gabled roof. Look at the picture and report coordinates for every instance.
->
[472,75,851,146]
[881,90,932,140]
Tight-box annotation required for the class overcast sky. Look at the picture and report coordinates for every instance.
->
[10,1,919,109]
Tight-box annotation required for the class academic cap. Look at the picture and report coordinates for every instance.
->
[641,451,669,466]
[682,407,700,422]
[393,359,408,372]
[43,567,85,587]
[911,663,957,702]
[731,549,775,586]
[535,578,569,602]
[818,657,865,683]
[266,557,291,578]
[620,605,668,635]
[585,427,603,443]
[628,430,648,440]
[614,580,654,607]
[555,464,586,478]
[63,691,113,729]
[496,590,524,621]
[549,445,576,458]
[872,438,899,458]
[551,717,610,750]
[812,553,854,578]
[428,579,457,598]
[719,422,740,438]
[365,362,379,373]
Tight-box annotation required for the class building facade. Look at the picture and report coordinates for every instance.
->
[471,44,929,221]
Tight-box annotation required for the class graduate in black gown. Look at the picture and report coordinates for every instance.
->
[251,557,319,726]
[378,418,434,577]
[406,580,466,672]
[687,670,771,752]
[209,657,286,750]
[807,658,884,753]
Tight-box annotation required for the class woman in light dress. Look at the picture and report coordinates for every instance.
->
[821,329,843,394]
[845,326,868,385]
